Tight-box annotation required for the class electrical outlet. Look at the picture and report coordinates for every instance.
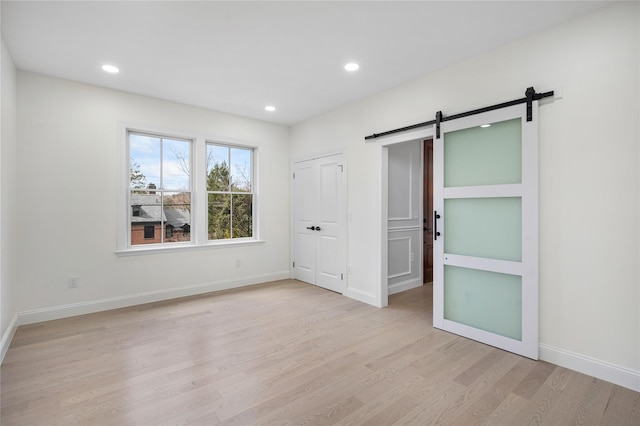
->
[68,276,79,288]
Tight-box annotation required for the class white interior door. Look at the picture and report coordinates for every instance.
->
[293,154,346,294]
[293,160,316,285]
[433,102,539,359]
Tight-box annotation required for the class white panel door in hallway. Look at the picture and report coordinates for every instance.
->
[293,154,346,294]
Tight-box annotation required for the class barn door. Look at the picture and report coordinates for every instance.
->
[433,102,539,359]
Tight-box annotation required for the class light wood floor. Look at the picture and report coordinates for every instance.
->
[2,280,638,425]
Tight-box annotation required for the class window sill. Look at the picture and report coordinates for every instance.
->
[115,239,266,257]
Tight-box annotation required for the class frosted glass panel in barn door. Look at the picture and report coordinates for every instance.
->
[293,154,346,294]
[433,103,539,359]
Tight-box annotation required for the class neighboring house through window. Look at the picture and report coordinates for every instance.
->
[129,132,192,246]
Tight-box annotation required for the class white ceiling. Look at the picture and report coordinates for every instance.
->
[1,1,610,126]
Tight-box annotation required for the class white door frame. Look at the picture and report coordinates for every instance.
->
[290,151,347,292]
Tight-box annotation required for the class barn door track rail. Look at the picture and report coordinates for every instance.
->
[364,87,554,141]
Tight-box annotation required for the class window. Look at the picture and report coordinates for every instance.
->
[120,126,259,253]
[144,225,155,239]
[207,143,254,240]
[129,132,191,246]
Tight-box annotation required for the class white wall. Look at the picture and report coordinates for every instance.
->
[291,2,640,388]
[1,36,18,358]
[16,71,291,320]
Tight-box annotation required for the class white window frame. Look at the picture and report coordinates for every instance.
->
[116,123,263,256]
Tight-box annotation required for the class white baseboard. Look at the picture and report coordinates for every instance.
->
[17,271,291,326]
[539,343,640,392]
[388,277,422,295]
[1,314,18,364]
[345,286,377,306]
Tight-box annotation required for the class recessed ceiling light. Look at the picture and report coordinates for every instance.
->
[344,62,359,72]
[265,105,276,112]
[102,64,119,74]
[480,124,491,128]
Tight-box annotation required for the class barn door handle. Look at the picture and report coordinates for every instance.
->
[434,211,441,240]
[306,226,316,230]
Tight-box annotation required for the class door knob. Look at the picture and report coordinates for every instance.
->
[315,227,321,231]
[306,226,316,231]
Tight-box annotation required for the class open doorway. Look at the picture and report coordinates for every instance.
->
[388,138,434,310]
[380,127,435,307]
[386,137,433,307]
[386,138,433,299]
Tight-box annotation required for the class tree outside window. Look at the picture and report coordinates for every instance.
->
[207,144,253,240]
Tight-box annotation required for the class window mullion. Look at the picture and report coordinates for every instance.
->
[227,189,233,240]
[159,138,165,244]
[228,148,233,239]
[194,137,205,245]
